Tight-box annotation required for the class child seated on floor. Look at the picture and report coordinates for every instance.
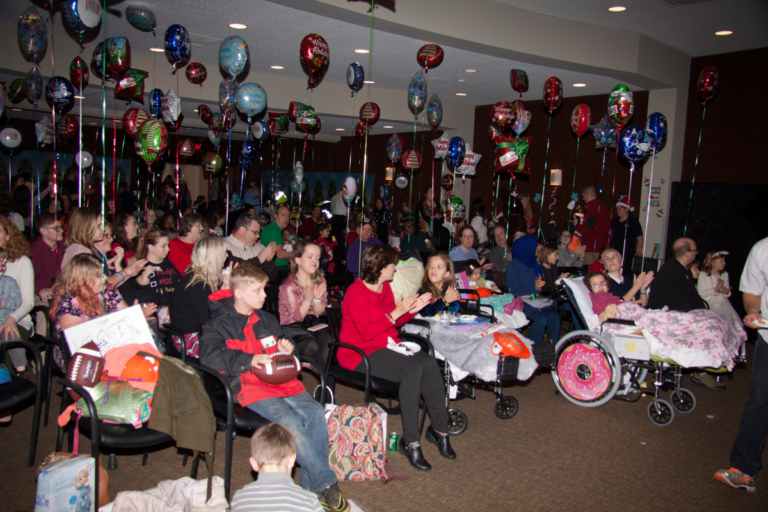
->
[463,259,500,293]
[231,423,324,512]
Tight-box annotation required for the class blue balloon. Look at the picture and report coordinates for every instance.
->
[24,66,43,106]
[427,94,442,128]
[45,77,75,115]
[219,36,250,77]
[408,70,427,116]
[347,62,364,97]
[618,125,651,164]
[125,6,157,33]
[241,139,256,160]
[164,24,191,69]
[150,89,164,118]
[62,1,101,41]
[235,82,267,121]
[447,137,466,169]
[646,112,667,152]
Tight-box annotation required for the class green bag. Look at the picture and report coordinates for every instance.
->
[77,380,152,428]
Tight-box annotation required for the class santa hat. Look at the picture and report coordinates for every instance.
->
[616,195,634,212]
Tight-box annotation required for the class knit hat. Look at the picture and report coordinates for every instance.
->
[616,195,634,212]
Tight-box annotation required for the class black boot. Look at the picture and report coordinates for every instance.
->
[398,437,431,471]
[425,425,456,459]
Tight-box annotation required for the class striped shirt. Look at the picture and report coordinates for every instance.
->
[230,472,323,512]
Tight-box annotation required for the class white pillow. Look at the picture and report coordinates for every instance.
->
[562,277,600,331]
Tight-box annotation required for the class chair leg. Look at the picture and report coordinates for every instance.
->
[224,427,234,502]
[182,453,189,466]
[142,451,149,466]
[190,452,200,479]
[28,391,42,467]
[43,348,54,427]
[108,453,117,470]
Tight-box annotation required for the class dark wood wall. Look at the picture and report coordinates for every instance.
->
[682,47,768,184]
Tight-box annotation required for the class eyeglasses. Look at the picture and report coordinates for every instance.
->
[590,281,609,289]
[104,233,115,239]
[128,221,139,226]
[687,248,698,253]
[44,225,63,231]
[247,228,260,236]
[461,234,474,239]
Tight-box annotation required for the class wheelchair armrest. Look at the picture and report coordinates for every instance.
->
[399,333,434,357]
[326,341,373,403]
[604,318,637,327]
[298,356,326,404]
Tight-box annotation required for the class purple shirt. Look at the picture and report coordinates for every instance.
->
[30,238,65,295]
[346,237,382,278]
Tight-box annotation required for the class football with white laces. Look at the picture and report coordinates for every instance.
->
[66,341,104,400]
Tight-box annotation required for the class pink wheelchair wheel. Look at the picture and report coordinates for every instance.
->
[552,332,621,407]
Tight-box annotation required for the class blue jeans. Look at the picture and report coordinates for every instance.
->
[523,303,561,345]
[730,338,768,476]
[247,391,336,493]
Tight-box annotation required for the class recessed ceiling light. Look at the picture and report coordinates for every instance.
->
[715,30,733,36]
[270,65,284,70]
[12,108,22,112]
[456,78,465,83]
[572,83,587,88]
[193,109,198,112]
[229,23,247,29]
[463,69,477,73]
[363,80,375,84]
[335,128,345,131]
[455,93,467,96]
[74,95,85,99]
[354,49,369,54]
[88,122,97,125]
[149,47,164,52]
[608,6,626,12]
[382,125,394,129]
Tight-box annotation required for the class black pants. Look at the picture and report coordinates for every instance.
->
[356,349,448,444]
[290,325,331,371]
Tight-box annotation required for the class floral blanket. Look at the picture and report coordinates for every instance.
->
[598,302,746,370]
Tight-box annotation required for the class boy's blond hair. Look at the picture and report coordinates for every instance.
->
[250,423,296,467]
[230,263,268,292]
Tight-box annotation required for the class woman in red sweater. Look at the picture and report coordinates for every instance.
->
[339,245,456,471]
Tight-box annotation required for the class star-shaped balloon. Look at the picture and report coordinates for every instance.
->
[590,114,618,149]
[431,133,450,159]
[571,192,579,202]
[534,193,542,203]
[457,144,481,176]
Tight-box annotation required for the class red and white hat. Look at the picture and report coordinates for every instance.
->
[616,195,634,212]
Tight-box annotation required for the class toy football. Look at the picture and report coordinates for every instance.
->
[66,341,104,400]
[251,352,301,385]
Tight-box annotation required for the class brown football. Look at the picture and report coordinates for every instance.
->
[66,341,104,400]
[251,352,301,385]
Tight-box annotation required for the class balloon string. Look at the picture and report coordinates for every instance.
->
[224,126,232,231]
[358,125,370,266]
[240,123,250,198]
[506,177,513,237]
[568,137,580,229]
[537,116,552,238]
[112,113,117,214]
[641,149,657,270]
[368,1,375,82]
[683,104,706,236]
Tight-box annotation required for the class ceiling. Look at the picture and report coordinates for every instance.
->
[1,0,766,142]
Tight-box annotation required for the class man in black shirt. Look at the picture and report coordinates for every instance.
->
[647,237,707,312]
[61,166,79,210]
[610,195,643,272]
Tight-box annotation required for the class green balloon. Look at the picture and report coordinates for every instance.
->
[203,152,223,174]
[136,119,167,164]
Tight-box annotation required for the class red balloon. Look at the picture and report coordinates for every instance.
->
[309,115,321,136]
[571,104,591,138]
[360,102,380,126]
[288,101,304,123]
[57,115,78,142]
[543,77,563,112]
[401,150,422,172]
[510,69,529,95]
[122,108,150,138]
[300,34,329,89]
[198,104,213,125]
[416,44,444,71]
[355,121,368,143]
[185,62,207,86]
[489,102,517,130]
[697,66,719,104]
[177,138,196,161]
[70,56,89,90]
[512,99,526,112]
[268,119,280,140]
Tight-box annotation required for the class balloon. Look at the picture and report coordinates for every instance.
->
[590,115,618,150]
[74,150,93,169]
[293,161,304,185]
[646,112,667,152]
[432,133,450,159]
[161,89,182,124]
[416,44,444,71]
[203,152,223,174]
[45,77,75,115]
[309,115,322,136]
[208,129,223,149]
[136,119,168,164]
[394,174,409,190]
[408,71,427,116]
[426,94,443,129]
[447,137,466,169]
[380,184,392,201]
[235,82,268,120]
[57,115,78,143]
[347,62,364,96]
[543,77,563,112]
[489,101,517,130]
[104,37,131,77]
[618,125,651,164]
[343,177,357,203]
[494,137,530,175]
[295,106,318,134]
[122,108,150,138]
[148,88,163,118]
[489,124,503,143]
[401,150,422,172]
[62,0,102,40]
[300,34,330,89]
[25,66,43,106]
[36,116,54,146]
[267,119,280,140]
[90,41,109,82]
[441,173,454,191]
[360,102,380,126]
[197,104,214,125]
[0,125,23,156]
[386,134,404,163]
[291,180,307,193]
[185,62,207,86]
[697,66,719,104]
[177,138,196,161]
[241,139,256,161]
[510,69,529,96]
[570,104,591,138]
[288,101,306,123]
[164,24,191,69]
[70,56,89,89]
[17,7,47,59]
[8,79,26,104]
[114,69,148,103]
[252,120,270,142]
[448,197,465,221]
[608,83,633,127]
[512,110,531,137]
[219,36,250,77]
[125,6,157,33]
[457,145,481,177]
[354,121,368,143]
[268,112,289,134]
[219,79,237,117]
[307,68,327,90]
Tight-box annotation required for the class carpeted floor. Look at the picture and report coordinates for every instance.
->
[3,341,767,512]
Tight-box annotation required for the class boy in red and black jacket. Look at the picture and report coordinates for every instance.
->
[199,264,349,512]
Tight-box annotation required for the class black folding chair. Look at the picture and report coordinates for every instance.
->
[0,340,43,466]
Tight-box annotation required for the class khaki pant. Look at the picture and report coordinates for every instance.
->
[583,252,600,266]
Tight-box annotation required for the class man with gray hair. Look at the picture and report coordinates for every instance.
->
[647,237,707,312]
[224,214,278,282]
